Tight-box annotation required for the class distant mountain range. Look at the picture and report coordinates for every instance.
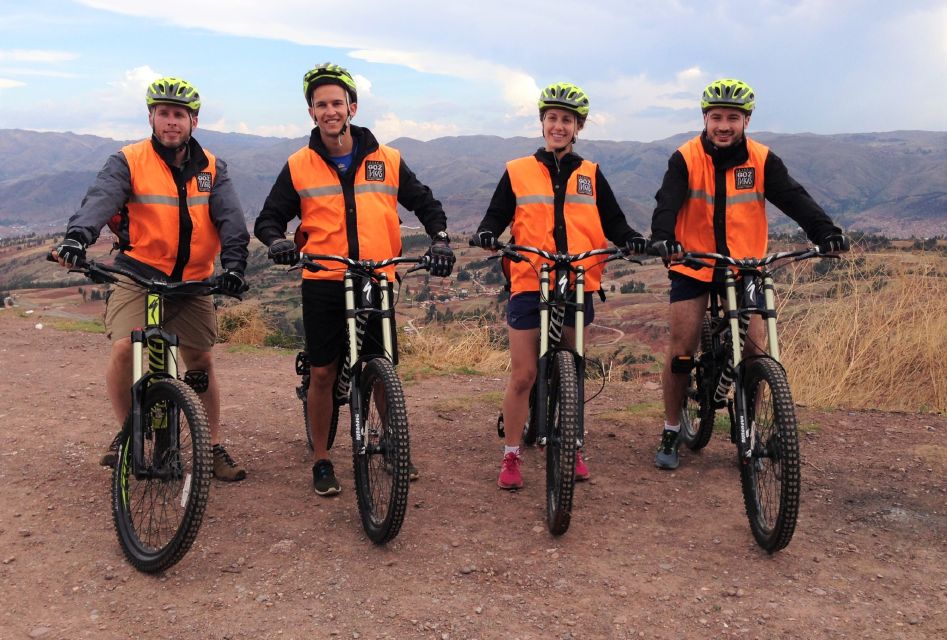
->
[1,127,945,238]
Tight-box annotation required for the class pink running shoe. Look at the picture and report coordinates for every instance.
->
[497,451,523,489]
[575,450,590,481]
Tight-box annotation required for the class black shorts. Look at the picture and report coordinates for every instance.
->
[668,271,723,303]
[506,291,595,330]
[301,280,394,367]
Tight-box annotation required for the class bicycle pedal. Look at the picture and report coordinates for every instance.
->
[496,413,505,439]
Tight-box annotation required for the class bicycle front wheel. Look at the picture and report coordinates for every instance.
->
[680,318,716,451]
[111,378,212,573]
[739,358,800,553]
[352,358,410,544]
[546,350,579,536]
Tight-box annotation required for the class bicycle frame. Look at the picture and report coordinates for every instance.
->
[683,248,824,461]
[298,253,428,454]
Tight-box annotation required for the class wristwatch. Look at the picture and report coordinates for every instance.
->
[433,231,450,243]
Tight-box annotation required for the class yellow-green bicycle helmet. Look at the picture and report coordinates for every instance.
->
[146,77,201,113]
[537,82,590,118]
[304,62,358,105]
[701,78,755,114]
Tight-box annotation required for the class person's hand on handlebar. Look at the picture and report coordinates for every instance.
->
[267,238,300,266]
[217,269,248,296]
[622,235,649,256]
[817,234,850,254]
[425,232,456,278]
[650,239,684,260]
[53,237,87,267]
[469,230,499,250]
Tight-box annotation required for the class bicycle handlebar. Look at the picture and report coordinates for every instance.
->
[672,246,833,272]
[468,238,632,267]
[296,253,433,278]
[47,252,245,299]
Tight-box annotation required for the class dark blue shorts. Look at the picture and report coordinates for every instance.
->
[506,291,595,330]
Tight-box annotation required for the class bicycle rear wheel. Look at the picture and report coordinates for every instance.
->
[546,350,579,536]
[111,378,211,573]
[739,358,800,553]
[352,358,410,544]
[680,317,716,451]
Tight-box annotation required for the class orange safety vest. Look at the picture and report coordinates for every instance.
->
[121,139,220,280]
[289,145,402,281]
[672,136,769,282]
[506,156,607,293]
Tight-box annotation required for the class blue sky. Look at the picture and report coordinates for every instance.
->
[1,0,945,143]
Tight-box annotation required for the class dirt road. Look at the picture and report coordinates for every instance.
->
[1,311,944,639]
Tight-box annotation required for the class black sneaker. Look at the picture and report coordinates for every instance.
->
[654,429,681,470]
[99,431,123,468]
[312,459,341,496]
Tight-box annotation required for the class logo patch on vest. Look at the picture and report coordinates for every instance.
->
[734,167,756,190]
[196,172,212,192]
[365,161,386,182]
[576,174,593,196]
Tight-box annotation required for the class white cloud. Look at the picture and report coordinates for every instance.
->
[0,78,26,89]
[370,112,461,143]
[205,119,309,138]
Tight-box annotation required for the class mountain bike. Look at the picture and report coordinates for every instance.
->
[471,239,629,535]
[291,253,432,544]
[675,246,840,553]
[52,257,242,572]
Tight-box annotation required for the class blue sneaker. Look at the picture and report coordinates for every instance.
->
[654,429,680,470]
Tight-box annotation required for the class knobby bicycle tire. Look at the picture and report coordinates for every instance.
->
[680,317,717,451]
[739,357,800,553]
[111,378,211,573]
[546,350,579,536]
[352,358,410,544]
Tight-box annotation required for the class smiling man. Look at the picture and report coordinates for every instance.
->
[648,78,849,471]
[254,62,454,497]
[53,76,250,481]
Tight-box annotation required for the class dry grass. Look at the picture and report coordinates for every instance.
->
[399,319,509,377]
[780,252,947,414]
[217,301,272,346]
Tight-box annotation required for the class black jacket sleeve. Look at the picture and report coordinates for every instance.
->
[763,152,841,242]
[66,152,133,246]
[397,159,447,238]
[209,157,250,273]
[595,166,642,244]
[476,170,516,236]
[650,150,688,243]
[253,163,301,247]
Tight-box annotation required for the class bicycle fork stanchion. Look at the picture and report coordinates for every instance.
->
[573,266,586,448]
[344,271,366,454]
[762,273,780,361]
[724,272,753,463]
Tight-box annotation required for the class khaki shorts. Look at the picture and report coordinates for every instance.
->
[104,276,217,350]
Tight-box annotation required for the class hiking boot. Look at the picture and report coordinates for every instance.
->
[575,450,590,481]
[99,431,122,468]
[497,451,523,490]
[654,429,680,470]
[312,459,341,496]
[212,444,247,481]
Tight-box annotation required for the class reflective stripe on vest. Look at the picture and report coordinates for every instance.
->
[290,145,402,281]
[121,139,220,280]
[672,136,769,283]
[506,156,607,293]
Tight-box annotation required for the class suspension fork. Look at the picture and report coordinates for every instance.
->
[574,266,586,447]
[724,272,751,461]
[344,271,366,454]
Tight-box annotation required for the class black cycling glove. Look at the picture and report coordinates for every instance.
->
[818,234,850,253]
[267,238,300,266]
[623,235,649,256]
[218,269,247,296]
[650,239,684,259]
[56,237,86,267]
[426,236,456,278]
